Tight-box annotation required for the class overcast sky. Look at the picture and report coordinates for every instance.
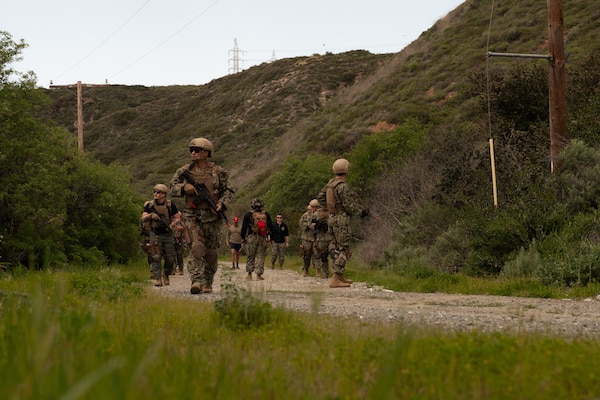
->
[4,0,465,88]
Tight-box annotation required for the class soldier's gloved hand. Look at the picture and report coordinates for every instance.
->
[360,209,370,218]
[151,213,161,221]
[183,183,196,195]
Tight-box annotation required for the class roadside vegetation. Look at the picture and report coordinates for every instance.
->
[2,261,600,400]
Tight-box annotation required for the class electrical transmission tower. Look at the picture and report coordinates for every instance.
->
[228,38,245,74]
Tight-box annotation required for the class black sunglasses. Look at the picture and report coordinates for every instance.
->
[190,147,205,153]
[153,190,165,194]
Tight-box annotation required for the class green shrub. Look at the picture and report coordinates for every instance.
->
[428,223,471,272]
[213,284,277,330]
[502,240,543,279]
[537,241,600,287]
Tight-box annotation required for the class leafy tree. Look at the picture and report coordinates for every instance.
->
[0,31,141,268]
[262,154,332,235]
[347,118,428,194]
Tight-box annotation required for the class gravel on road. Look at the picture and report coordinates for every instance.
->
[154,262,600,338]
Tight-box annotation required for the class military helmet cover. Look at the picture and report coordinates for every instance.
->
[250,198,264,210]
[332,158,350,174]
[188,137,213,157]
[153,184,168,194]
[309,199,320,207]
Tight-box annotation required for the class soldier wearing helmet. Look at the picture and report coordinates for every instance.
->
[226,216,242,269]
[311,199,333,279]
[317,158,369,288]
[141,184,181,287]
[169,137,235,294]
[298,199,320,277]
[240,197,273,280]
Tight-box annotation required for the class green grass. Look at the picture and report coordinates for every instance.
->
[341,260,600,300]
[2,261,600,399]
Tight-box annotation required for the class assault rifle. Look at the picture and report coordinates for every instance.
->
[179,169,229,223]
[150,204,172,233]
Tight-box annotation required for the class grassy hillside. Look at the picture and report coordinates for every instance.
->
[44,0,600,195]
[44,51,390,195]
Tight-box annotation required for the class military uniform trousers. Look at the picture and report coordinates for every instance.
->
[182,211,222,287]
[328,212,352,274]
[149,231,175,279]
[246,234,269,276]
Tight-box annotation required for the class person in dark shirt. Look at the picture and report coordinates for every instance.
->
[270,214,289,270]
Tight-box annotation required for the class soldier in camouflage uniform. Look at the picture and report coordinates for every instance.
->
[311,199,333,279]
[241,198,273,280]
[172,213,186,275]
[299,201,318,277]
[141,184,181,287]
[317,158,369,288]
[170,138,234,294]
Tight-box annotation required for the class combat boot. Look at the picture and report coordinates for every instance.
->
[202,284,213,293]
[271,262,275,270]
[303,268,309,277]
[154,278,163,287]
[162,274,170,286]
[190,281,202,294]
[178,268,184,275]
[246,273,253,281]
[329,273,351,288]
[340,275,353,284]
[256,274,264,280]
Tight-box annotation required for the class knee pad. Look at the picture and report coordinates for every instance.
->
[191,241,206,260]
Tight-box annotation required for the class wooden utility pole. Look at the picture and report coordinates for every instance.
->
[76,81,83,152]
[547,0,567,172]
[488,0,567,173]
[49,81,109,153]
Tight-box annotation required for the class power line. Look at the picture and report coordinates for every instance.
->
[53,0,151,82]
[109,0,221,81]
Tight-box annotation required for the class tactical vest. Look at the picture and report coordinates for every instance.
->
[185,162,220,209]
[148,200,172,230]
[325,178,344,215]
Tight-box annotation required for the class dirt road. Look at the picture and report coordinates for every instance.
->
[156,262,600,338]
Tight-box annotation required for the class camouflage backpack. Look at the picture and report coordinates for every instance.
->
[252,210,268,236]
[325,178,344,215]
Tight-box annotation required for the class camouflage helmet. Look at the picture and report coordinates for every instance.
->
[188,137,213,157]
[153,184,168,194]
[309,199,320,208]
[250,198,264,211]
[332,158,350,174]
